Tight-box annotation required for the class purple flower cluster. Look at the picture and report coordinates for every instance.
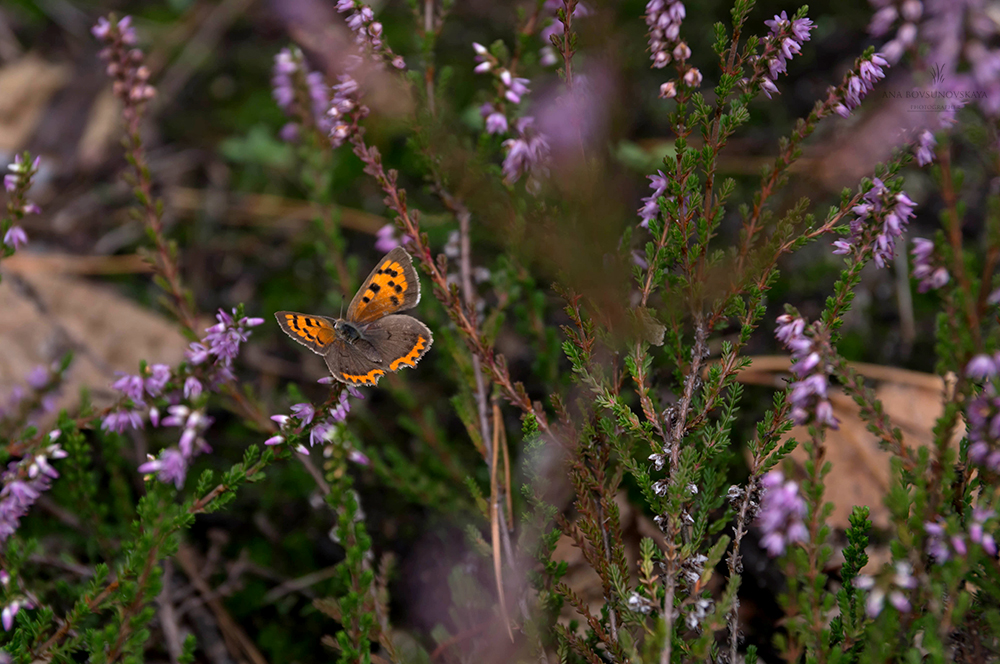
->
[757,11,815,99]
[472,43,533,136]
[100,308,262,487]
[868,0,921,63]
[756,470,808,556]
[138,405,213,489]
[93,16,156,122]
[266,387,364,461]
[853,561,918,617]
[272,48,332,141]
[187,308,265,374]
[925,507,997,562]
[1,596,32,632]
[3,154,42,254]
[776,314,839,429]
[327,74,365,148]
[644,0,686,69]
[832,179,916,268]
[336,0,405,69]
[910,237,949,292]
[914,129,936,166]
[502,117,551,193]
[374,223,411,253]
[962,354,1000,471]
[833,53,889,117]
[638,170,668,228]
[0,443,67,546]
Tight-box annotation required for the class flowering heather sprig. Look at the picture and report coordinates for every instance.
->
[266,386,364,461]
[962,355,1000,471]
[914,129,936,166]
[502,117,551,193]
[272,48,333,141]
[2,153,41,260]
[102,308,263,435]
[775,314,839,429]
[638,170,668,228]
[853,561,918,616]
[93,16,155,125]
[335,0,405,69]
[923,509,998,562]
[0,443,67,546]
[910,237,949,292]
[472,42,533,133]
[755,10,815,99]
[868,0,921,63]
[644,0,686,69]
[473,43,531,105]
[327,74,367,149]
[756,470,808,556]
[539,1,592,67]
[833,53,889,117]
[138,405,213,489]
[832,178,916,268]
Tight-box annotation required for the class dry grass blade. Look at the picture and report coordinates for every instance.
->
[490,402,513,641]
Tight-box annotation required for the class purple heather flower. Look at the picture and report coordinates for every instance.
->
[639,170,669,228]
[837,53,889,116]
[834,180,915,266]
[757,11,814,97]
[2,227,27,251]
[139,449,187,489]
[479,103,509,135]
[265,434,284,446]
[112,374,145,403]
[348,449,370,465]
[183,377,202,400]
[310,420,336,447]
[502,117,551,192]
[645,0,686,69]
[1,601,25,631]
[910,237,949,292]
[775,314,839,429]
[101,408,144,433]
[327,74,363,148]
[144,364,170,396]
[967,354,997,380]
[756,470,808,556]
[374,223,410,253]
[290,402,316,426]
[915,130,936,166]
[970,507,998,556]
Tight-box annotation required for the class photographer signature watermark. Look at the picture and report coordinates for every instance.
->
[882,62,984,111]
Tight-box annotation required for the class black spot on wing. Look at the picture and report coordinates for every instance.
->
[390,295,400,306]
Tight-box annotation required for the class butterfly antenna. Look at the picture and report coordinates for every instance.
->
[339,299,344,319]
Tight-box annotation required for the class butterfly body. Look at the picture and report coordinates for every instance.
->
[276,247,433,386]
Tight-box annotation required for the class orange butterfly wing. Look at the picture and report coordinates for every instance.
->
[346,247,421,325]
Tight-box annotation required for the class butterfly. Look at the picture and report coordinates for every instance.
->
[276,247,433,386]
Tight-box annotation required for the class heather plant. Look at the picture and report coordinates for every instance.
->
[1,0,1000,662]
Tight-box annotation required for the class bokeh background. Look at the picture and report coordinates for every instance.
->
[0,0,973,660]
